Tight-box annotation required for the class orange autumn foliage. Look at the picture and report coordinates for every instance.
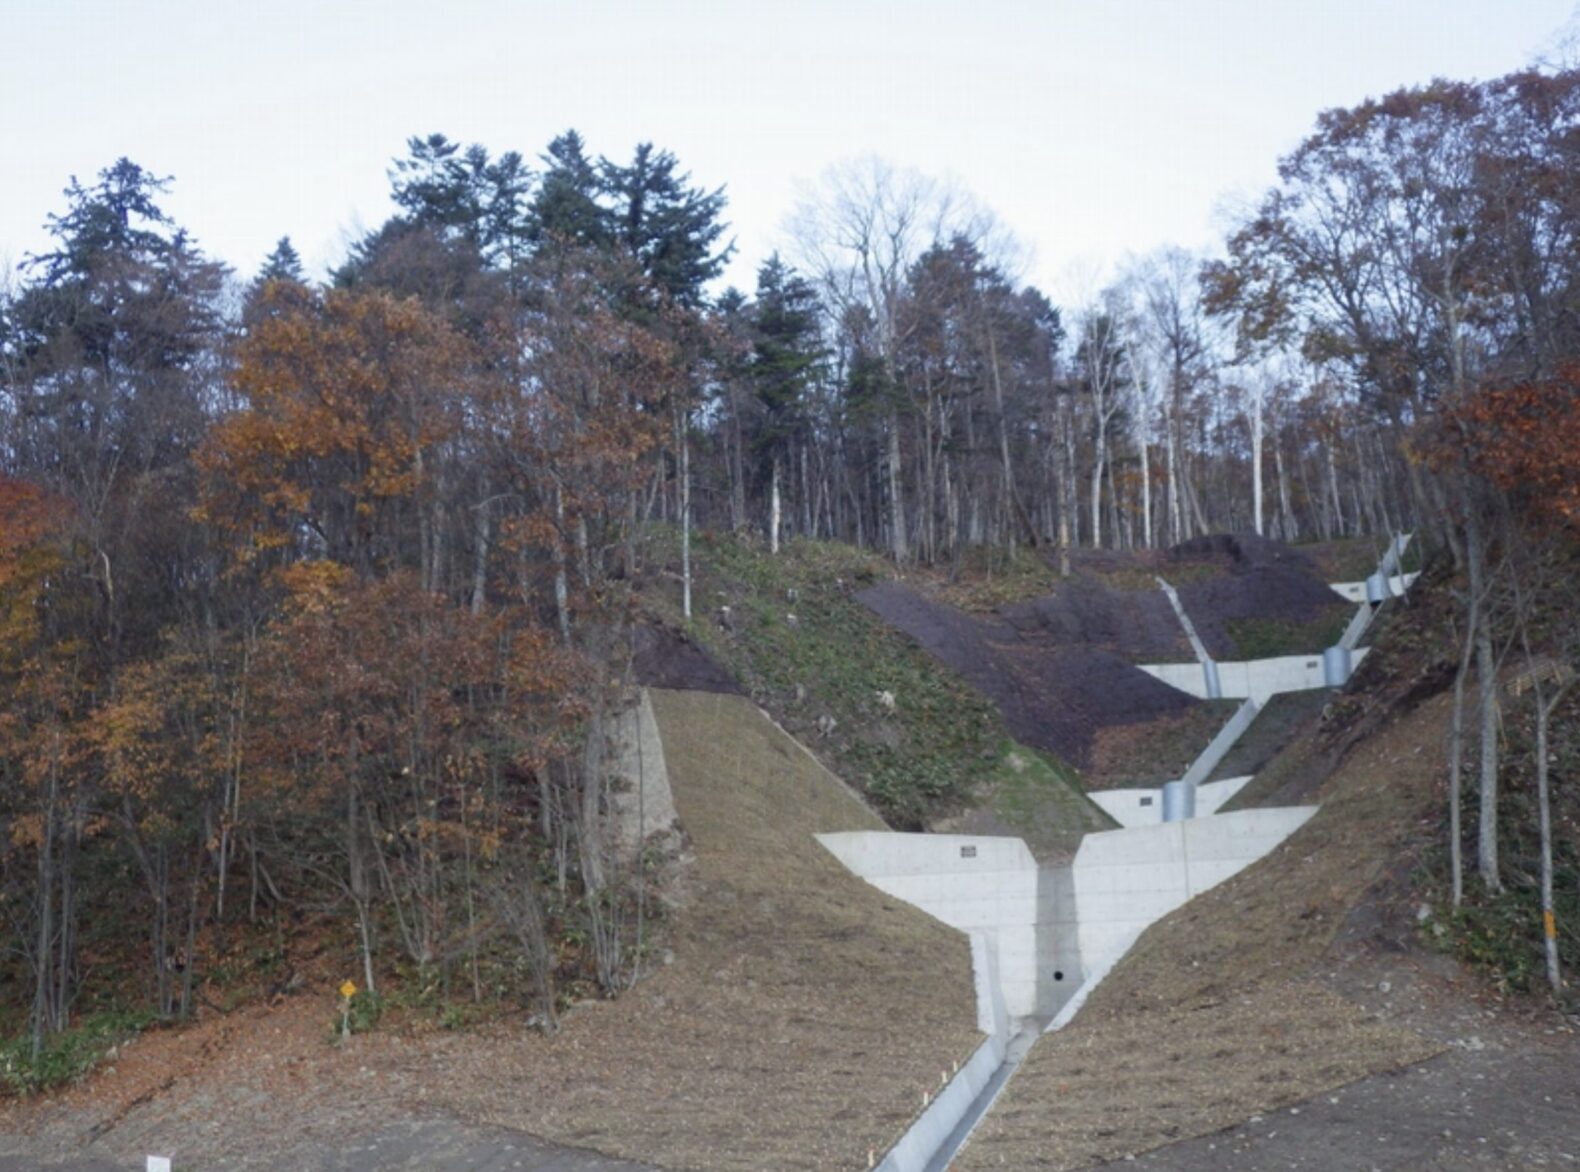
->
[196,285,472,567]
[1455,365,1580,528]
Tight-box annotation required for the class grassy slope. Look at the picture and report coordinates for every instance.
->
[640,533,1114,854]
[1224,606,1353,659]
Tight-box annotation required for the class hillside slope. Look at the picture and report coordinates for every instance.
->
[955,692,1455,1168]
[638,535,1115,859]
[0,689,980,1171]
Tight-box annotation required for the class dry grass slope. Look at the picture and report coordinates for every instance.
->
[956,692,1455,1169]
[439,688,983,1170]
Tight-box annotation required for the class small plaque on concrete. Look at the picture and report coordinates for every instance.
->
[960,845,977,858]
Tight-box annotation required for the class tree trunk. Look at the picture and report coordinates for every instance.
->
[680,406,692,618]
[1275,431,1297,541]
[1536,688,1565,995]
[552,484,570,641]
[886,411,907,563]
[769,455,781,555]
[1465,505,1501,892]
[1251,384,1265,536]
[1448,591,1479,908]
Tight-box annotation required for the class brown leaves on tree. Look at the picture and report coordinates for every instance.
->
[1453,366,1580,528]
[197,284,473,572]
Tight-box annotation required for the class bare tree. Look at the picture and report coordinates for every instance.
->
[787,158,1002,562]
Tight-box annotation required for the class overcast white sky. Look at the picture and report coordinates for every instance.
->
[1,1,1574,301]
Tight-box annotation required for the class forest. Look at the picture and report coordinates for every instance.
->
[2,63,1580,1075]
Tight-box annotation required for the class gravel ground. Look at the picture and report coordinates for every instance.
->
[1092,933,1580,1172]
[0,1119,656,1172]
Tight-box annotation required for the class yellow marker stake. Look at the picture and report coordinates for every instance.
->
[339,980,357,1042]
[1545,910,1558,940]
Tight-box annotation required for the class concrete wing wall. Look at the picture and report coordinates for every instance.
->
[1087,787,1165,828]
[1086,775,1255,830]
[818,832,1045,1019]
[1069,806,1317,980]
[1139,651,1370,704]
[1196,775,1253,816]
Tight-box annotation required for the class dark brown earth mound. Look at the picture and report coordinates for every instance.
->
[1169,533,1351,659]
[628,624,741,694]
[859,580,1197,766]
[997,572,1188,661]
[862,534,1353,768]
[997,533,1348,662]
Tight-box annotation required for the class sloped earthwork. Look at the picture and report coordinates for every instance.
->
[859,580,1199,767]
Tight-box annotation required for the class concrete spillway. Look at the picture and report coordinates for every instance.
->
[819,807,1315,1033]
[822,533,1414,1169]
[819,803,1315,1171]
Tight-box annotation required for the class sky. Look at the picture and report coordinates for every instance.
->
[1,0,1575,303]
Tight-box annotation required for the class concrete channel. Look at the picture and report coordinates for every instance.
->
[831,535,1420,1170]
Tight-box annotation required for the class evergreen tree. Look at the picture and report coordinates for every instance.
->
[390,133,489,243]
[529,130,611,251]
[7,157,226,648]
[748,255,824,547]
[244,237,311,325]
[600,142,732,307]
[257,236,305,284]
[14,158,225,400]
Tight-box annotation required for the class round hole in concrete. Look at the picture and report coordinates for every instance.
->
[1053,970,1064,981]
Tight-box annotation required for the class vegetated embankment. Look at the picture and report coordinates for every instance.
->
[639,534,1113,860]
[0,688,981,1172]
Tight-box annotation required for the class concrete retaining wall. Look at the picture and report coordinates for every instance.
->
[1088,775,1253,828]
[601,690,678,850]
[1330,571,1419,604]
[1139,650,1370,703]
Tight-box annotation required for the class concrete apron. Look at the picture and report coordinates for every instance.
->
[820,805,1315,1171]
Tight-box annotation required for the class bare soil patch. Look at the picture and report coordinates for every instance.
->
[0,689,979,1172]
[859,580,1197,767]
[629,624,742,694]
[1083,701,1241,790]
